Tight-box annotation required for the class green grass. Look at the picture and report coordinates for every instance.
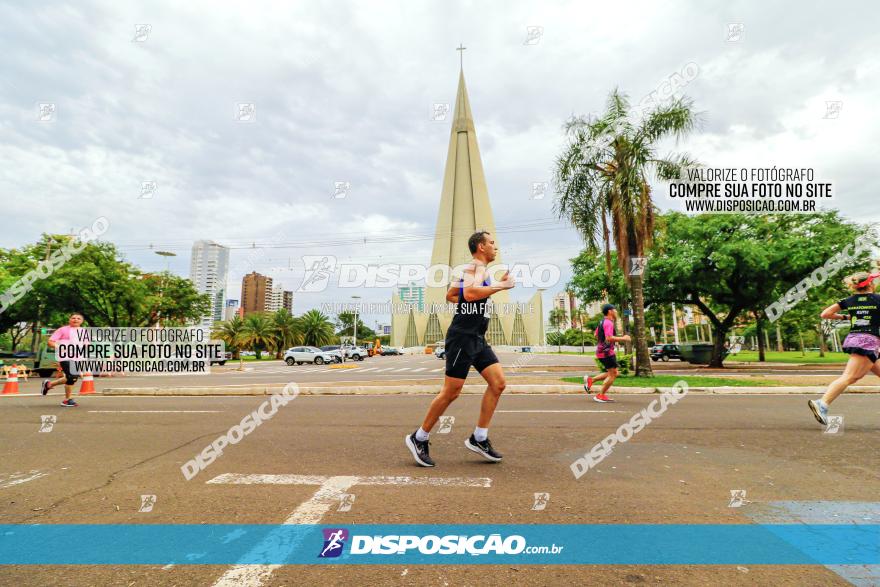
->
[561,374,781,387]
[728,350,848,364]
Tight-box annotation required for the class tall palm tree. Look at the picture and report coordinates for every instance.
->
[554,89,700,376]
[239,313,277,360]
[299,309,334,347]
[213,315,244,357]
[272,309,302,359]
[213,315,246,369]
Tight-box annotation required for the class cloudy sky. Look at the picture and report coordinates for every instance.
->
[2,0,878,328]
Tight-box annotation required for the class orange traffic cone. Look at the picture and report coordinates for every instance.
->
[78,372,96,395]
[2,368,19,395]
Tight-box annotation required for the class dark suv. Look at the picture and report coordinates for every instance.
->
[650,344,682,361]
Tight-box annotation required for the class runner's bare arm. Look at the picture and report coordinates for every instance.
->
[461,265,514,302]
[820,303,845,320]
[446,282,459,303]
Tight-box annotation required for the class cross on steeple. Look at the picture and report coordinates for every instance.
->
[456,43,466,69]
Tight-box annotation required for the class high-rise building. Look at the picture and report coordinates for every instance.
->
[224,299,240,321]
[266,285,283,313]
[282,290,294,314]
[189,240,230,329]
[397,282,425,312]
[552,290,589,330]
[241,272,273,315]
[390,65,543,348]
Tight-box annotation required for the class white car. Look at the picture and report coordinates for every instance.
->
[284,346,335,365]
[340,345,368,361]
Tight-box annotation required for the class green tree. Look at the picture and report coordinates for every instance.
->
[239,313,277,360]
[1,236,209,329]
[213,315,245,360]
[272,310,302,359]
[548,307,568,352]
[335,311,376,342]
[300,309,334,347]
[644,211,875,366]
[554,89,700,376]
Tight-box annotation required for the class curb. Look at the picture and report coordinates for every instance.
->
[99,384,880,396]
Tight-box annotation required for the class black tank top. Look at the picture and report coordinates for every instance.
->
[447,278,491,337]
[838,293,880,337]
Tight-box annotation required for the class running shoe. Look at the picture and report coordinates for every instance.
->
[405,432,435,467]
[593,394,614,403]
[583,375,593,394]
[808,399,828,425]
[465,434,503,462]
[61,398,78,407]
[41,380,50,396]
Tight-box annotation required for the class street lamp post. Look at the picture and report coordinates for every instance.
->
[351,295,361,348]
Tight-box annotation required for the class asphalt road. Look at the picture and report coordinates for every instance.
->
[2,391,878,586]
[8,352,871,393]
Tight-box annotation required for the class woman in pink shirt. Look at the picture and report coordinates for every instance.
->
[583,304,630,403]
[41,313,84,407]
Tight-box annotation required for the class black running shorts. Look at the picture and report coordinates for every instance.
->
[445,334,499,379]
[597,355,619,370]
[59,360,79,385]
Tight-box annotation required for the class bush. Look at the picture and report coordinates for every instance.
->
[597,352,633,375]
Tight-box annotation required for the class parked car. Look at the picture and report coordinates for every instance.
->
[284,346,335,365]
[340,344,368,361]
[434,344,445,359]
[319,345,345,363]
[240,351,256,357]
[650,344,683,361]
[381,347,402,356]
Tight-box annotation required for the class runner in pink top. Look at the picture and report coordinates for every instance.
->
[583,304,630,403]
[42,313,84,406]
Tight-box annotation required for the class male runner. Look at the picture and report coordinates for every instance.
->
[405,231,515,467]
[583,303,630,403]
[809,270,880,425]
[41,312,85,406]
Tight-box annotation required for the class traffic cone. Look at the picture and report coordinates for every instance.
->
[78,372,96,395]
[1,368,19,395]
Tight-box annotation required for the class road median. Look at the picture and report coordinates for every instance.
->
[100,384,880,396]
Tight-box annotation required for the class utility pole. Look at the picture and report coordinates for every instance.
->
[671,303,680,345]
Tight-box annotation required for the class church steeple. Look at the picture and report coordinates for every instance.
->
[391,53,545,349]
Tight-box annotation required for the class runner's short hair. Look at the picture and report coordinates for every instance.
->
[468,231,490,254]
[70,312,84,319]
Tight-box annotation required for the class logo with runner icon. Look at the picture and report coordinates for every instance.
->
[319,528,349,558]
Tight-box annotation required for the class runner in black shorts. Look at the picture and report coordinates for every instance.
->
[405,230,515,467]
[809,268,880,426]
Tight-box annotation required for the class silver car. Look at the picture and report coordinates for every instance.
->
[284,346,335,366]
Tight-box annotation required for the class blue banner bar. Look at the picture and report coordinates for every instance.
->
[1,524,877,565]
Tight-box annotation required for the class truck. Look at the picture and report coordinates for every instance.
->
[0,336,60,378]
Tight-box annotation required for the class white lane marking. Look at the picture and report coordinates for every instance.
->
[358,367,378,372]
[0,470,48,489]
[496,410,620,413]
[393,368,411,372]
[87,410,222,413]
[410,368,427,373]
[211,475,358,587]
[209,473,493,488]
[210,473,490,586]
[431,368,443,372]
